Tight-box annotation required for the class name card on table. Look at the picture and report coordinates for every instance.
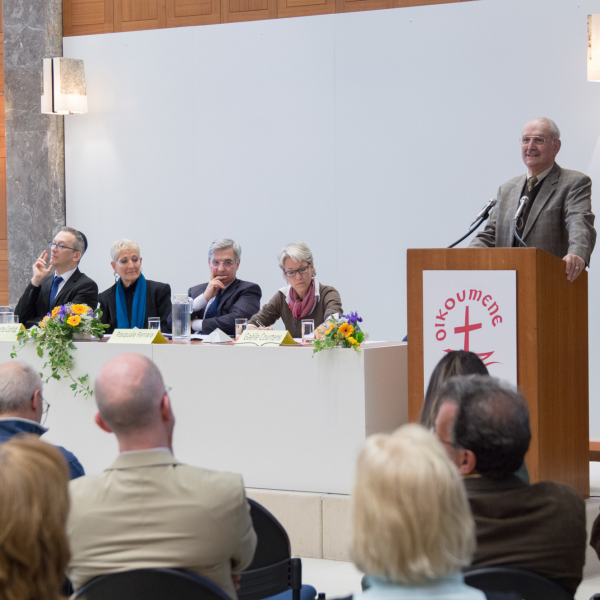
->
[236,330,297,346]
[0,324,27,341]
[108,329,168,344]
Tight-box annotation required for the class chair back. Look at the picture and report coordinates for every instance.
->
[74,568,234,600]
[246,498,291,569]
[464,567,574,600]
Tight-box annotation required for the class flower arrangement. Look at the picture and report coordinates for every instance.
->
[312,312,368,354]
[11,303,108,398]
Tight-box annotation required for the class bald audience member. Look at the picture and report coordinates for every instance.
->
[66,353,256,597]
[434,375,586,595]
[0,361,84,479]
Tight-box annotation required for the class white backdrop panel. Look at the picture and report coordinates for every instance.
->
[64,0,600,436]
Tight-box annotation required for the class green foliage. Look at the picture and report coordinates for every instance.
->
[312,314,368,356]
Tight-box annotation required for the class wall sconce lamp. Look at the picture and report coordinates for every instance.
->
[41,58,88,115]
[588,15,600,81]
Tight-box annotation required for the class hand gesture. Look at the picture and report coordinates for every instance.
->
[203,268,227,301]
[31,251,52,287]
[563,253,585,283]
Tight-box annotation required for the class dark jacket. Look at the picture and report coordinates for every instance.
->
[168,278,261,336]
[0,418,84,479]
[15,268,98,329]
[98,279,172,334]
[465,475,586,596]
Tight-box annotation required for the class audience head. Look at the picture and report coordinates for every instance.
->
[0,361,44,423]
[0,435,70,600]
[207,238,241,286]
[352,424,476,584]
[110,239,142,287]
[420,351,488,429]
[278,242,316,300]
[521,117,561,176]
[435,375,531,479]
[94,353,173,450]
[49,226,87,272]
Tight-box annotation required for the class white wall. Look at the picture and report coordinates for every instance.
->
[63,0,600,436]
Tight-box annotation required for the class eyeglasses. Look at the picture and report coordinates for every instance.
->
[520,136,549,146]
[41,397,51,426]
[48,241,76,252]
[211,259,236,269]
[283,263,311,278]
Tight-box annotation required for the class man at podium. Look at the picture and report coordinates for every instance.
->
[469,117,596,282]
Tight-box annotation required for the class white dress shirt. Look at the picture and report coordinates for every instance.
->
[191,280,235,333]
[54,267,77,298]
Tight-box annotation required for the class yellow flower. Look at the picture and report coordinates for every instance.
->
[67,315,82,327]
[328,323,335,330]
[51,307,61,318]
[338,323,354,337]
[70,304,88,315]
[347,336,359,345]
[40,316,50,328]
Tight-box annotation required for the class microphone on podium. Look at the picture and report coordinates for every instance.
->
[514,196,529,247]
[448,198,497,249]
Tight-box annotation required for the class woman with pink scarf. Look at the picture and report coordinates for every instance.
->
[247,242,343,339]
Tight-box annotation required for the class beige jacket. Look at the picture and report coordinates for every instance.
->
[66,449,257,598]
[248,281,343,338]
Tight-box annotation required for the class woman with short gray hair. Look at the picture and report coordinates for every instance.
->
[98,239,172,334]
[248,242,342,338]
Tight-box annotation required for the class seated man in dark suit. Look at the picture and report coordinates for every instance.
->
[15,227,98,328]
[0,361,84,479]
[170,238,261,336]
[434,375,586,596]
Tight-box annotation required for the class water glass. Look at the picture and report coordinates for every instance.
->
[235,318,248,340]
[147,318,161,331]
[301,319,315,344]
[5,314,18,324]
[0,311,14,324]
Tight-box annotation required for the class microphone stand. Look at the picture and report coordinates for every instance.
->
[447,215,488,249]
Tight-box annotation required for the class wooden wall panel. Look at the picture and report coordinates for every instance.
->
[64,0,114,36]
[221,0,276,24]
[0,160,5,240]
[167,0,220,27]
[278,0,333,20]
[115,0,166,31]
[336,0,393,15]
[397,0,462,6]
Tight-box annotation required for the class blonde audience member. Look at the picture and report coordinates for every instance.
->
[0,435,70,600]
[351,424,485,600]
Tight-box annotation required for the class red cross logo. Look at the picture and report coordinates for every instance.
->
[453,306,482,351]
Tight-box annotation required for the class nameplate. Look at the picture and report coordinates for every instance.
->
[236,330,297,346]
[0,324,27,341]
[108,329,168,344]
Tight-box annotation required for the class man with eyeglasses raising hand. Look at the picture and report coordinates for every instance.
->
[169,238,261,336]
[14,226,98,328]
[470,117,596,282]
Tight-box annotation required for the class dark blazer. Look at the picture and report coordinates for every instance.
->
[14,267,98,329]
[469,163,596,265]
[168,278,261,336]
[98,279,172,334]
[464,475,586,596]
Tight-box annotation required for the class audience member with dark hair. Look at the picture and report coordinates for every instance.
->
[0,435,71,600]
[0,361,84,479]
[351,424,487,600]
[434,375,586,595]
[66,353,257,597]
[420,351,489,430]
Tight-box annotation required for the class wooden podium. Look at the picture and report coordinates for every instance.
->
[407,248,589,497]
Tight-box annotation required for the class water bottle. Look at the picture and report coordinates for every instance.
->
[171,294,193,341]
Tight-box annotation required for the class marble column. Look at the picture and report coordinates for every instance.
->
[3,0,65,305]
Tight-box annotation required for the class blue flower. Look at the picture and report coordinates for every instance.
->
[344,312,363,325]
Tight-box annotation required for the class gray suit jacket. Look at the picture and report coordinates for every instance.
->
[469,163,596,265]
[66,449,257,598]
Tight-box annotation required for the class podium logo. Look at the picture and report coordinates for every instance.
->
[433,289,504,366]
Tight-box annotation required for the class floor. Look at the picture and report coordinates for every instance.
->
[299,464,600,600]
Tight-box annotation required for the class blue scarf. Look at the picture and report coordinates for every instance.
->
[116,274,147,330]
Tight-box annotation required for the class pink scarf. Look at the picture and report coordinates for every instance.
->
[288,279,316,320]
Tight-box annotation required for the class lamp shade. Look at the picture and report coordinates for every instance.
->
[41,57,88,114]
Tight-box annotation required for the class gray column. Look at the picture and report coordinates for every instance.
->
[3,0,65,305]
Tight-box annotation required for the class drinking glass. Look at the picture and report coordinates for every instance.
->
[235,318,248,340]
[301,319,315,344]
[0,307,12,324]
[5,314,18,324]
[0,311,14,324]
[147,318,161,331]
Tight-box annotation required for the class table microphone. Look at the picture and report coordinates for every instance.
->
[514,196,529,220]
[470,198,497,227]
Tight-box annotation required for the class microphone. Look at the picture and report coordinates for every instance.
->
[514,196,529,220]
[471,198,497,226]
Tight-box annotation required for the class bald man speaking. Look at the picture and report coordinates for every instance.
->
[469,117,596,282]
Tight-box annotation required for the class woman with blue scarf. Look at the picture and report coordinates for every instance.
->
[98,239,171,334]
